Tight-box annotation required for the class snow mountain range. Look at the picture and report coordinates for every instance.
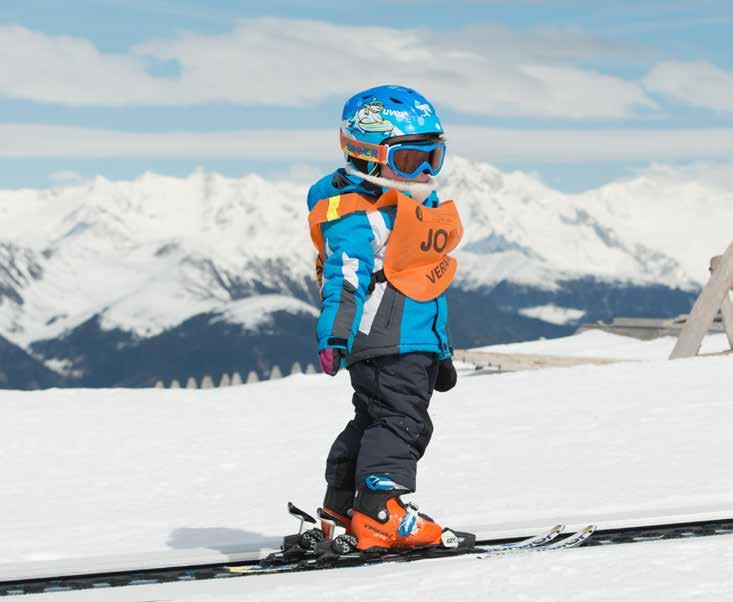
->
[1,157,730,388]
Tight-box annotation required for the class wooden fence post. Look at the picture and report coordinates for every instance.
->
[718,271,733,349]
[670,242,733,359]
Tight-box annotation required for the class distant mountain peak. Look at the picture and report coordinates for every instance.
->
[1,157,729,349]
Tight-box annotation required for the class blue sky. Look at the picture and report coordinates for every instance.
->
[1,0,732,191]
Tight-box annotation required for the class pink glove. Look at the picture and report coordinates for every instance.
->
[319,348,344,376]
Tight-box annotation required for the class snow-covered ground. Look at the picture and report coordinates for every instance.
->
[477,329,731,360]
[2,332,733,599]
[517,304,586,325]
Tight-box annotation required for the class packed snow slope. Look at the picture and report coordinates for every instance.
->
[1,158,730,350]
[2,337,732,567]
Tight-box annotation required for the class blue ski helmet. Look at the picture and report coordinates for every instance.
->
[340,85,444,175]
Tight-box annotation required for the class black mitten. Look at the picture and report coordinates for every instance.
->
[434,358,457,392]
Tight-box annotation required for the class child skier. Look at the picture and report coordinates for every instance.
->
[307,85,463,551]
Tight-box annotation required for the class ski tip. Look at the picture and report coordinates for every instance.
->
[567,524,596,548]
[551,524,566,535]
[541,524,597,551]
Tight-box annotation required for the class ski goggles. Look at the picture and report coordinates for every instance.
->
[385,139,446,179]
[340,132,447,179]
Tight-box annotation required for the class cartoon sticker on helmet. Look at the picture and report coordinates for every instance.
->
[414,100,432,117]
[351,98,395,134]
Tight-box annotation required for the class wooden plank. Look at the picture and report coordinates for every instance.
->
[454,349,623,372]
[579,319,725,342]
[709,256,733,290]
[721,292,733,349]
[611,317,679,328]
[670,242,733,359]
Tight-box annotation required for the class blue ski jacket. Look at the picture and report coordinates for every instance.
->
[307,169,452,365]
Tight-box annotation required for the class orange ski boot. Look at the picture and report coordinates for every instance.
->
[351,476,467,552]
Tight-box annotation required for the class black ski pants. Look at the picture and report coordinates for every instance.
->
[325,352,439,493]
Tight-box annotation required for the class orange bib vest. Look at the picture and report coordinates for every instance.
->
[308,189,464,302]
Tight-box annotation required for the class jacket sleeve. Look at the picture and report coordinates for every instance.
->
[316,212,375,353]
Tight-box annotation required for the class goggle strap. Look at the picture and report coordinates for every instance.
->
[388,141,444,153]
[340,131,388,164]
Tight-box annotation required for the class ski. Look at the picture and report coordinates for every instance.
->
[225,504,592,577]
[10,518,733,596]
[475,524,597,560]
[225,525,591,576]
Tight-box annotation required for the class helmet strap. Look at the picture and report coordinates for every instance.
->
[345,164,437,195]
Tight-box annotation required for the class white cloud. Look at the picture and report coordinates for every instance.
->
[3,124,733,164]
[0,125,333,159]
[49,170,84,184]
[0,26,169,105]
[448,126,733,163]
[645,61,733,113]
[285,163,326,183]
[0,19,656,118]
